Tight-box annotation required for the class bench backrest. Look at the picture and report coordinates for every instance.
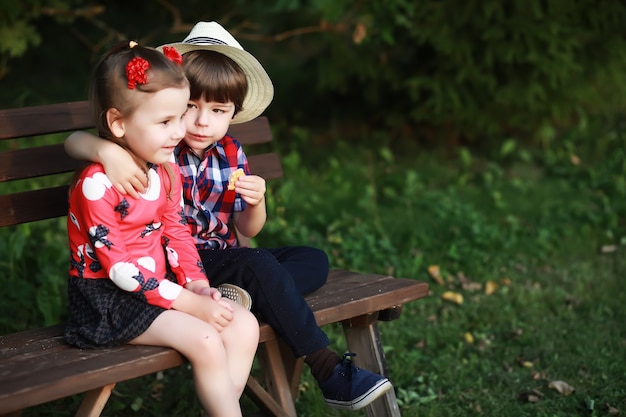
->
[0,101,282,247]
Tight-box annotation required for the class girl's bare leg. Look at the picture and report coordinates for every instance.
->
[131,310,243,417]
[219,300,260,395]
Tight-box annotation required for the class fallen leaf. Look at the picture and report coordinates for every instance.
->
[532,371,547,380]
[570,154,581,165]
[601,245,617,253]
[548,380,575,396]
[442,291,463,305]
[586,398,596,411]
[519,389,543,403]
[464,332,474,344]
[352,22,367,44]
[500,277,512,285]
[463,281,482,292]
[428,265,445,286]
[485,280,498,295]
[606,403,620,415]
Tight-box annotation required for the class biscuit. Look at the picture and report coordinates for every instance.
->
[227,168,245,190]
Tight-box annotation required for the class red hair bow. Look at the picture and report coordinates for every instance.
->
[126,57,150,90]
[163,46,183,65]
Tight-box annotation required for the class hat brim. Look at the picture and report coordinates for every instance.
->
[159,42,274,124]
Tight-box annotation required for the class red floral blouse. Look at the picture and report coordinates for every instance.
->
[67,162,208,309]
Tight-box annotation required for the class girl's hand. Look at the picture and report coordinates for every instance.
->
[234,175,266,206]
[173,289,234,332]
[200,297,235,331]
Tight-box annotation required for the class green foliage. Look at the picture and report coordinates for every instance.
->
[0,219,69,332]
[249,0,626,140]
[0,0,87,78]
[2,1,626,140]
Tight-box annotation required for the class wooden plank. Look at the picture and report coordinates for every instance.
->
[0,186,70,227]
[0,101,270,143]
[0,101,93,140]
[0,144,83,182]
[227,116,272,145]
[0,336,184,414]
[257,271,427,342]
[247,153,283,180]
[305,272,429,326]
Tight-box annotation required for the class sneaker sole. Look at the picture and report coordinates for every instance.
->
[217,284,252,310]
[324,378,393,411]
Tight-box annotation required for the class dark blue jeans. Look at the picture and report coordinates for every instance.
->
[199,246,330,357]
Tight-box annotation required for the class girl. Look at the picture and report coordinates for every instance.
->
[65,41,258,417]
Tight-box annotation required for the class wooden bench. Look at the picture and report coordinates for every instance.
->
[0,100,429,417]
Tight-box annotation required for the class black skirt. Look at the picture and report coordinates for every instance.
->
[64,276,165,349]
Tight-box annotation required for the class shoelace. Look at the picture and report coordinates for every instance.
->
[338,352,357,378]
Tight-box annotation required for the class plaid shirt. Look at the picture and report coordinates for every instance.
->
[175,135,249,250]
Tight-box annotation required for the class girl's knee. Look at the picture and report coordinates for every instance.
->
[227,309,259,345]
[239,309,260,341]
[185,329,227,362]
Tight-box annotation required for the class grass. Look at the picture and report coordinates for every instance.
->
[3,120,626,416]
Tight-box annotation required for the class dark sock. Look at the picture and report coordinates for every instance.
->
[304,348,341,382]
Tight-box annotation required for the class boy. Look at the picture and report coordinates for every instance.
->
[65,21,392,410]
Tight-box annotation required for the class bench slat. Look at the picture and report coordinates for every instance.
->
[0,144,84,182]
[227,117,273,146]
[0,185,70,227]
[0,101,94,140]
[0,152,281,227]
[0,100,272,145]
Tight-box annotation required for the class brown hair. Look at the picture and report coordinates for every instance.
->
[84,41,189,198]
[183,50,248,116]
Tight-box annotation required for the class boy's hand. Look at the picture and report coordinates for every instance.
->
[234,175,266,206]
[101,144,148,198]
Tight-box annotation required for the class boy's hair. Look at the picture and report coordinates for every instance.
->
[183,50,248,116]
[90,41,188,140]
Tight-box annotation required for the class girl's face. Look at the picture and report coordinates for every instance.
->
[113,86,190,165]
[183,98,235,157]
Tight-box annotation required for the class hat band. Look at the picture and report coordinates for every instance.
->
[184,36,229,46]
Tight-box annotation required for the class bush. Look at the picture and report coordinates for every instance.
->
[2,0,626,142]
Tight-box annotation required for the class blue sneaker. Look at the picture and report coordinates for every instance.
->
[318,352,393,410]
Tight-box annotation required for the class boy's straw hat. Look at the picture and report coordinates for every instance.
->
[159,21,274,124]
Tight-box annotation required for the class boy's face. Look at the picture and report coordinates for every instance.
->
[183,97,235,156]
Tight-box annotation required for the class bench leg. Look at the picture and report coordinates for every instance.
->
[74,384,115,417]
[342,313,401,417]
[245,338,299,417]
[245,376,292,417]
